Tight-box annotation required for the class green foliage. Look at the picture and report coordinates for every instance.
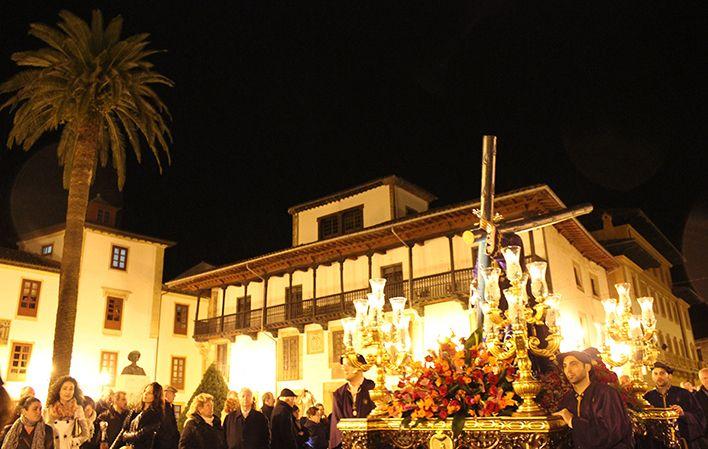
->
[0,9,173,191]
[178,363,229,430]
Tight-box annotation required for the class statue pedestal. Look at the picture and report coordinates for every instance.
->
[116,374,150,407]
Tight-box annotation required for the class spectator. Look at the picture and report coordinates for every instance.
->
[94,390,113,418]
[112,383,163,449]
[80,397,97,449]
[18,388,35,400]
[94,392,128,449]
[683,382,697,393]
[223,388,269,449]
[0,376,13,430]
[260,394,274,422]
[223,392,239,422]
[159,386,179,449]
[292,406,306,449]
[178,393,225,449]
[0,396,53,449]
[270,390,297,449]
[303,407,327,449]
[44,376,90,449]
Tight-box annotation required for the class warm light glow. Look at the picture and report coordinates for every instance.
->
[481,267,501,306]
[229,334,276,398]
[501,246,522,282]
[558,313,585,352]
[615,282,632,312]
[527,261,548,299]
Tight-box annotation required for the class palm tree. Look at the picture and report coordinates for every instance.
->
[0,10,173,383]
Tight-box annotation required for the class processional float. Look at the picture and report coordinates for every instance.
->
[338,136,681,449]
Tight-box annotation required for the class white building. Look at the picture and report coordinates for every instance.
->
[0,197,205,416]
[166,177,622,412]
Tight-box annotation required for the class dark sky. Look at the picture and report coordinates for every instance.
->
[0,1,707,331]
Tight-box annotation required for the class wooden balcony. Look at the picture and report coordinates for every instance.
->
[193,268,473,341]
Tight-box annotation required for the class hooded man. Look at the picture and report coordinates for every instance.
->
[328,355,375,449]
[271,389,299,449]
[553,351,634,449]
[644,362,706,449]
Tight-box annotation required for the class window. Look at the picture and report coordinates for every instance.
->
[174,304,189,335]
[170,357,186,390]
[405,207,418,217]
[317,206,363,239]
[279,335,300,381]
[572,263,584,292]
[216,344,228,381]
[41,244,53,256]
[381,263,404,298]
[7,342,32,381]
[100,351,118,386]
[330,329,345,365]
[173,404,182,420]
[104,297,124,330]
[17,279,41,317]
[285,285,303,319]
[110,245,128,270]
[589,274,600,298]
[236,295,251,328]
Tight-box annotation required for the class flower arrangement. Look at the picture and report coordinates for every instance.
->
[386,330,518,432]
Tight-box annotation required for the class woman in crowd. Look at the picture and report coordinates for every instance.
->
[178,393,225,449]
[44,376,90,449]
[112,383,163,449]
[79,397,96,449]
[222,391,239,421]
[0,376,12,430]
[0,396,53,449]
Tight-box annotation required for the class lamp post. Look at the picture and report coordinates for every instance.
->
[342,278,412,417]
[601,282,658,405]
[480,246,562,416]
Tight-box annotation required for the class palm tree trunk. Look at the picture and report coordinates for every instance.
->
[49,118,99,386]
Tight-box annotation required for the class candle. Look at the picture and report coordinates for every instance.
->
[501,246,523,282]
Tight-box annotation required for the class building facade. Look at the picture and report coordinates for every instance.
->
[167,177,626,410]
[0,198,205,414]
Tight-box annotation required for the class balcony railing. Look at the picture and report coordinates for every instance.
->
[193,267,473,340]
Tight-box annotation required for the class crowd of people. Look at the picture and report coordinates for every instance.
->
[0,354,374,449]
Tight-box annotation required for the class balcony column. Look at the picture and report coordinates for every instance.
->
[339,260,345,311]
[220,285,228,332]
[408,245,414,304]
[195,290,202,322]
[261,276,269,329]
[448,235,456,290]
[288,271,293,320]
[367,253,373,279]
[312,265,318,318]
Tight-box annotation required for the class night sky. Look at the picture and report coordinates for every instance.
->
[1,1,706,332]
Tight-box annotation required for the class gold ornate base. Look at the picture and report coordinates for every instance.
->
[339,416,570,449]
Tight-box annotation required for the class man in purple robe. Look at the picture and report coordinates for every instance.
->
[328,354,374,449]
[644,362,706,449]
[553,351,634,449]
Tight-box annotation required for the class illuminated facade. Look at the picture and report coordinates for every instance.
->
[167,177,624,411]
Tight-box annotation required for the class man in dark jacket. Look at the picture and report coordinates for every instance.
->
[645,362,706,449]
[553,351,634,449]
[179,394,226,449]
[270,389,298,449]
[95,391,129,448]
[329,355,375,449]
[159,386,180,449]
[224,388,269,449]
[303,407,327,449]
[696,368,708,449]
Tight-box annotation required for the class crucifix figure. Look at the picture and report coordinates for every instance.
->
[463,135,593,330]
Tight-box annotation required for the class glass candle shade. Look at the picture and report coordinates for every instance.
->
[369,278,387,296]
[504,287,521,325]
[482,267,502,306]
[544,293,561,328]
[629,315,643,340]
[501,246,523,282]
[342,318,356,348]
[602,298,618,323]
[389,296,407,326]
[527,261,549,299]
[637,296,656,330]
[615,282,632,313]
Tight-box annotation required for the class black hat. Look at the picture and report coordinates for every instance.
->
[557,351,594,365]
[582,347,602,361]
[652,362,674,374]
[279,388,297,398]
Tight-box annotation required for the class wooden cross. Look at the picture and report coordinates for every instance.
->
[464,135,594,328]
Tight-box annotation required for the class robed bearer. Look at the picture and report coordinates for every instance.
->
[224,388,270,449]
[644,362,706,449]
[553,351,634,449]
[328,355,375,449]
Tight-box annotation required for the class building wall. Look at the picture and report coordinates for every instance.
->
[296,186,392,245]
[18,230,65,262]
[393,186,429,218]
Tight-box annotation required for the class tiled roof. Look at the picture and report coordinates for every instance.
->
[0,247,61,272]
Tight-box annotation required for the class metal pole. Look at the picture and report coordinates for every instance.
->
[476,135,497,328]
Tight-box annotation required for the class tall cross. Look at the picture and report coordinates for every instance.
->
[464,135,594,329]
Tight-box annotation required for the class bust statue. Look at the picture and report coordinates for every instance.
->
[121,351,147,375]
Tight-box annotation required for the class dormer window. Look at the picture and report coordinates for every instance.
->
[97,209,111,225]
[318,206,363,240]
[41,244,53,256]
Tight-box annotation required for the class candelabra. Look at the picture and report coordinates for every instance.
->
[601,282,658,405]
[479,246,562,416]
[342,278,412,418]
